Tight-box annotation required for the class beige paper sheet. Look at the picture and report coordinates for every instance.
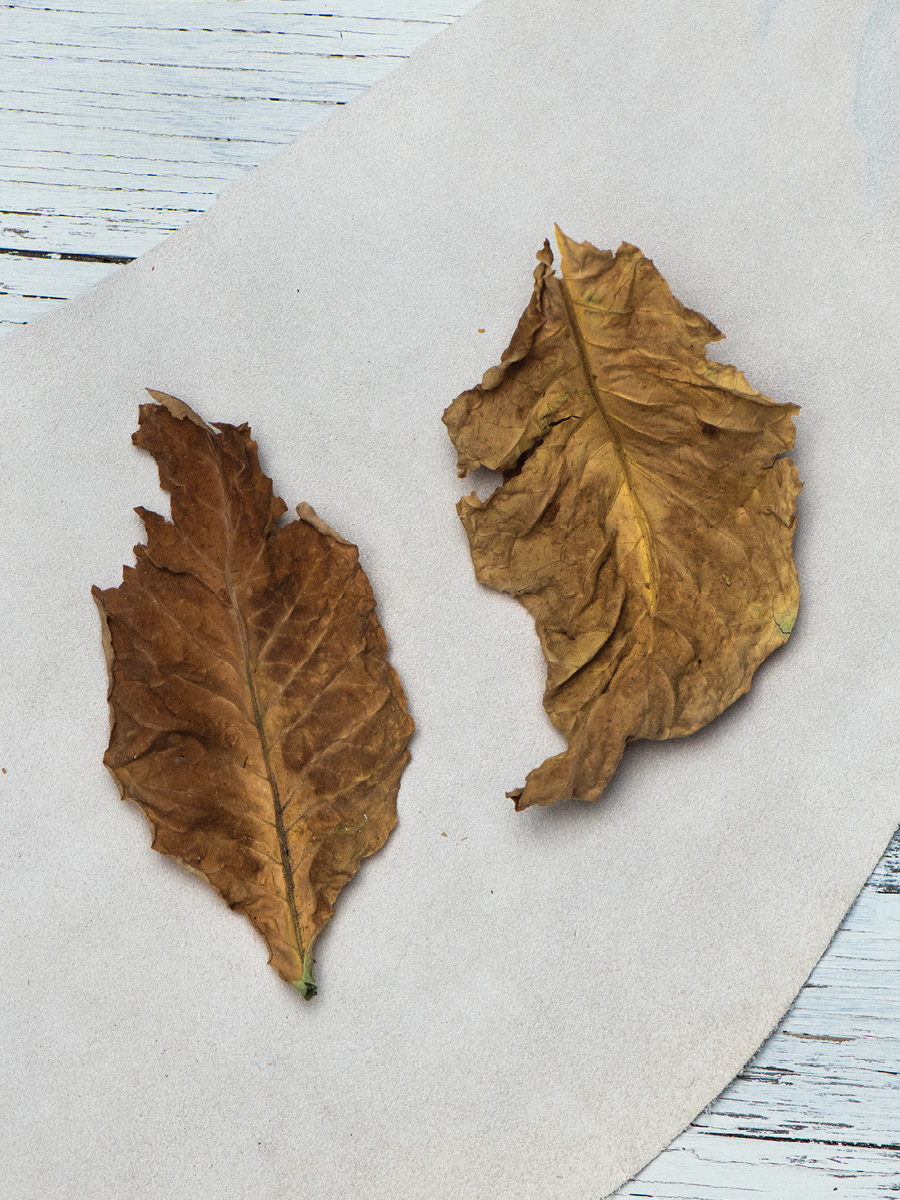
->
[2,2,898,1196]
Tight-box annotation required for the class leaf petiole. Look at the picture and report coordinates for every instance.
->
[292,948,318,1001]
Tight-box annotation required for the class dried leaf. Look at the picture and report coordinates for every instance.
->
[444,229,800,810]
[93,393,413,996]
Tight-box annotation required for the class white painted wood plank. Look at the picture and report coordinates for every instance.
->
[0,2,476,270]
[1,111,323,165]
[618,1133,900,1199]
[5,10,445,56]
[0,253,122,330]
[4,87,332,142]
[1,217,194,259]
[1,4,898,1195]
[1,56,389,102]
[8,0,465,21]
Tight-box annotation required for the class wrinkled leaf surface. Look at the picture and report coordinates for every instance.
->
[94,393,413,995]
[444,230,800,809]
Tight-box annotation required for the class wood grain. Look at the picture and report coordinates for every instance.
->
[1,2,897,1194]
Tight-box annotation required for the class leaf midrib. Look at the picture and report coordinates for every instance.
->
[215,445,306,977]
[557,269,660,615]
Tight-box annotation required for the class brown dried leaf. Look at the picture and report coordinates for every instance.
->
[93,393,413,996]
[444,229,800,810]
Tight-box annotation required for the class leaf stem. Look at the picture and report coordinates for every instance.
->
[292,948,317,1000]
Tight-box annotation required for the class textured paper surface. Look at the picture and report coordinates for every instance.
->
[1,2,898,1197]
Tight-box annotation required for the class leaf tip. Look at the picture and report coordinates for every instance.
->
[295,501,352,546]
[144,389,214,432]
[507,787,526,811]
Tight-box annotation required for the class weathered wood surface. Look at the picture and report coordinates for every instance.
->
[1,3,897,1195]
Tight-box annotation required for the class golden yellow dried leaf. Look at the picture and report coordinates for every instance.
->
[93,393,413,996]
[444,229,800,809]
